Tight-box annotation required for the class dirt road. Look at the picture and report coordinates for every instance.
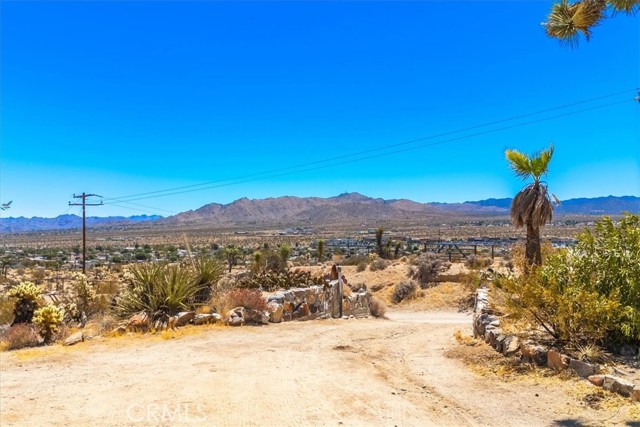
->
[0,311,634,426]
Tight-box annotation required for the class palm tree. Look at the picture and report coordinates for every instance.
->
[506,145,555,272]
[544,0,639,46]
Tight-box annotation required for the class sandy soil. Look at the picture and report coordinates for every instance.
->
[1,310,637,427]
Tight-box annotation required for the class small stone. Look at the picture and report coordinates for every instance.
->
[631,387,640,402]
[64,331,84,346]
[569,359,598,378]
[587,375,605,387]
[602,376,635,397]
[547,350,571,371]
[175,311,196,327]
[502,336,520,357]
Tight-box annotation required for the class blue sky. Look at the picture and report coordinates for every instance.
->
[1,1,638,218]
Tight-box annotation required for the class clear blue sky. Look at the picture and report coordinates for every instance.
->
[1,1,638,218]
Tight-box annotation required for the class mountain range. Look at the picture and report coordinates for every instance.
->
[1,194,637,233]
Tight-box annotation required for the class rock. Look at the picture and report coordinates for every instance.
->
[267,292,285,304]
[602,376,635,397]
[587,375,605,387]
[268,302,284,323]
[370,283,385,292]
[261,314,269,325]
[631,387,640,402]
[569,359,598,378]
[520,344,548,366]
[493,333,507,352]
[502,335,520,357]
[224,307,245,326]
[192,313,215,325]
[547,350,571,371]
[212,313,222,321]
[64,331,84,346]
[175,311,196,327]
[127,311,151,332]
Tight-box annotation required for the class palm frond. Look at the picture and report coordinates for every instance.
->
[510,183,554,229]
[505,149,533,180]
[530,145,554,179]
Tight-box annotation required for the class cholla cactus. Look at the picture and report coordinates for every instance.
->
[7,282,43,325]
[33,305,65,343]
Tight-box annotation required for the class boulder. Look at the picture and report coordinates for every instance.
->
[261,314,270,325]
[64,331,84,346]
[602,376,635,397]
[127,311,151,332]
[587,375,605,387]
[569,359,598,378]
[520,344,548,366]
[547,350,571,371]
[631,387,640,402]
[175,311,196,327]
[502,336,520,357]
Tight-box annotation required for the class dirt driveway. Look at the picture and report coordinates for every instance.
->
[0,310,636,427]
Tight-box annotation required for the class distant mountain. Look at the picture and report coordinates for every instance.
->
[0,214,162,233]
[2,194,637,233]
[463,195,640,215]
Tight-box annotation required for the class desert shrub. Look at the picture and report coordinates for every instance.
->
[114,262,207,318]
[33,305,65,343]
[369,258,391,272]
[369,297,387,318]
[495,213,640,347]
[356,262,368,273]
[0,296,15,325]
[1,324,40,350]
[410,253,443,288]
[392,281,417,304]
[190,255,225,304]
[221,289,268,312]
[465,255,492,270]
[70,274,98,317]
[236,269,324,292]
[6,281,43,325]
[340,255,369,266]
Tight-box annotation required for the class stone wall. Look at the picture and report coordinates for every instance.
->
[473,287,640,402]
[266,282,371,323]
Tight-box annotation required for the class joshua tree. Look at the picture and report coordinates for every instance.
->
[506,145,555,272]
[544,0,639,46]
[317,240,325,262]
[375,227,384,257]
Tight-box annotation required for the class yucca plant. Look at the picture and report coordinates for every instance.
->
[544,0,639,45]
[505,144,555,272]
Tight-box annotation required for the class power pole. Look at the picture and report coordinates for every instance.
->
[69,193,103,274]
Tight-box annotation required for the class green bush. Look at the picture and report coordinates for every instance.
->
[33,305,65,343]
[495,213,640,347]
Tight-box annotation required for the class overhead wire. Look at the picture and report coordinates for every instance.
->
[102,95,633,206]
[101,89,635,204]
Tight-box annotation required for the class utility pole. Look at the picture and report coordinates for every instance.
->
[69,193,102,274]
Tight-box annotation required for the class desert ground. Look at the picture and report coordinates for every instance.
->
[2,304,638,427]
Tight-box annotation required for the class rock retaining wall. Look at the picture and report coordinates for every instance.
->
[473,287,639,402]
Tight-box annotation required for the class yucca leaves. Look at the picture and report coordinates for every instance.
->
[544,0,638,45]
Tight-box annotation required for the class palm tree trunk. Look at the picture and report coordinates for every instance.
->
[525,222,542,273]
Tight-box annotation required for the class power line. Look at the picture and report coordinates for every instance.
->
[102,97,632,205]
[102,89,635,204]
